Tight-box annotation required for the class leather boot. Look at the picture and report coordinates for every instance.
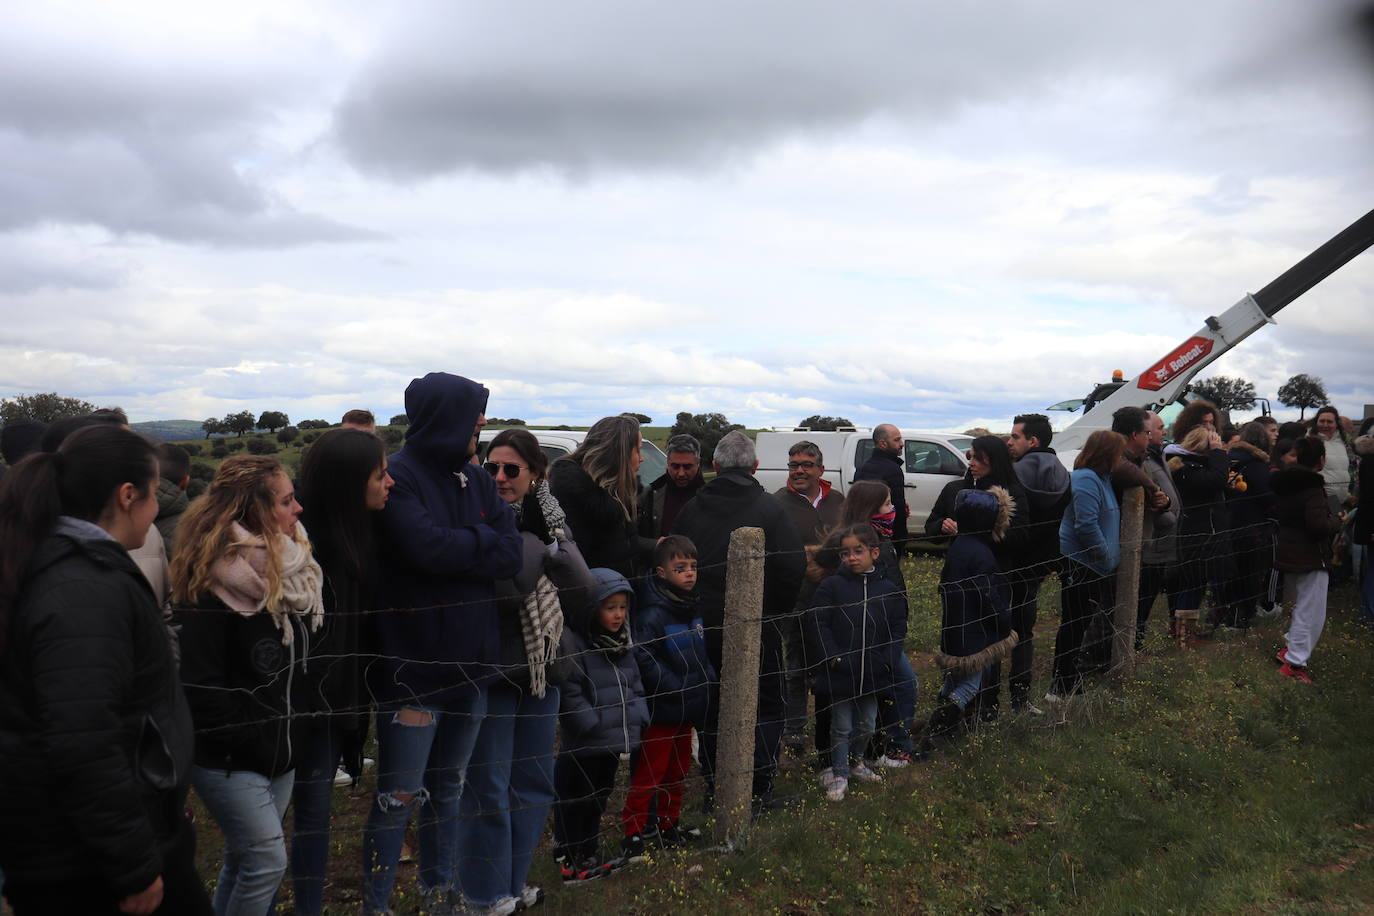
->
[915,700,963,759]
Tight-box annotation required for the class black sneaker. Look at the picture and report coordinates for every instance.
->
[655,823,703,847]
[618,832,648,865]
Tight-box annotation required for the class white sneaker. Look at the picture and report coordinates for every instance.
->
[826,776,848,801]
[817,766,838,790]
[1042,692,1066,705]
[876,753,911,769]
[333,767,354,787]
[518,886,543,909]
[851,761,882,783]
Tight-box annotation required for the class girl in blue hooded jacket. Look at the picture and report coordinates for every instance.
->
[809,524,908,801]
[551,569,650,881]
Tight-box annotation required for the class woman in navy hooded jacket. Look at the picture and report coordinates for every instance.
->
[361,373,523,915]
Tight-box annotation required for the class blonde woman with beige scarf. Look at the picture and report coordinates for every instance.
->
[171,455,323,916]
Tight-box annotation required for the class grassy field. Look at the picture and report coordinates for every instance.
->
[189,556,1374,914]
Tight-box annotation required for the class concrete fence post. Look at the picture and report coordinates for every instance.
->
[713,526,765,848]
[1111,486,1144,676]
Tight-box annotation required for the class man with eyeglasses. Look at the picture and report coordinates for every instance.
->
[641,433,706,537]
[854,424,908,545]
[773,441,846,757]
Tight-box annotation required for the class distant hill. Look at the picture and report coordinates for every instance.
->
[131,419,208,442]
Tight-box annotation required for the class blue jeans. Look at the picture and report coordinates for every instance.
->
[289,719,347,916]
[456,681,559,905]
[1357,544,1374,626]
[829,694,878,779]
[361,692,487,914]
[941,667,986,710]
[191,766,293,916]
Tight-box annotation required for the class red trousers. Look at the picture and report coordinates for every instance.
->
[621,722,694,836]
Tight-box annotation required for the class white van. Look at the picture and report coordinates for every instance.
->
[754,427,973,535]
[477,427,668,488]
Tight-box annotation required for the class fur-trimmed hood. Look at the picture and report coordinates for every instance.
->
[1356,435,1374,458]
[954,485,1012,543]
[1229,441,1270,463]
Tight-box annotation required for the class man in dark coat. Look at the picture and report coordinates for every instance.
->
[672,431,804,810]
[640,433,706,537]
[854,424,907,544]
[1005,413,1071,713]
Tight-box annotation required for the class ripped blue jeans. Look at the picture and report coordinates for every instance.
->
[361,693,487,914]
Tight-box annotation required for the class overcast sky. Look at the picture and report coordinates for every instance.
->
[3,1,1373,432]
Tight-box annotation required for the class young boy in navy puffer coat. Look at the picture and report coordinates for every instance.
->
[551,568,650,882]
[620,536,715,858]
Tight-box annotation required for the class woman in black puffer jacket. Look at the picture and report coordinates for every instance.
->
[1166,426,1230,642]
[1220,422,1276,629]
[549,415,656,577]
[0,425,209,915]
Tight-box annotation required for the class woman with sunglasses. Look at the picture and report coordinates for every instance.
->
[289,429,393,916]
[457,428,587,912]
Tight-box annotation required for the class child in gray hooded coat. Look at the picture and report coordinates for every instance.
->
[551,568,650,882]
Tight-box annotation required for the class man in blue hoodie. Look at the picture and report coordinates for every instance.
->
[362,372,524,916]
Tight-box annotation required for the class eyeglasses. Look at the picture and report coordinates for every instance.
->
[483,461,529,478]
[787,461,818,470]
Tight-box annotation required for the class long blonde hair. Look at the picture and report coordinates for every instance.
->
[566,415,641,519]
[170,455,300,611]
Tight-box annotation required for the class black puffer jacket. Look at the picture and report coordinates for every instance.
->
[176,594,307,777]
[549,458,656,577]
[0,527,194,899]
[1271,467,1341,573]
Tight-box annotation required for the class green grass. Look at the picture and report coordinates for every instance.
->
[192,558,1374,914]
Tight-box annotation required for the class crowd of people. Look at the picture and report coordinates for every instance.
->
[0,375,1368,915]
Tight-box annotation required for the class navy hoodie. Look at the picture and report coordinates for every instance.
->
[372,373,523,707]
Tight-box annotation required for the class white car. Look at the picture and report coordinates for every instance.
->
[477,427,667,488]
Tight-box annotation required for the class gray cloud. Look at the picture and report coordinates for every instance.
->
[333,1,1373,180]
[0,12,380,248]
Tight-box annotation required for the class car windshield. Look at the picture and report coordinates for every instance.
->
[638,440,667,488]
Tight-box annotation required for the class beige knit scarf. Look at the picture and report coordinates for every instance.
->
[210,521,324,644]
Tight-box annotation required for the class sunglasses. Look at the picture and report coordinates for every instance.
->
[482,461,529,478]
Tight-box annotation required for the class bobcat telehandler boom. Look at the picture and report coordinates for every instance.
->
[1054,206,1374,452]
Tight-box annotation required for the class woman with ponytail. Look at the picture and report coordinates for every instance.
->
[171,455,323,916]
[290,430,392,916]
[0,424,209,915]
